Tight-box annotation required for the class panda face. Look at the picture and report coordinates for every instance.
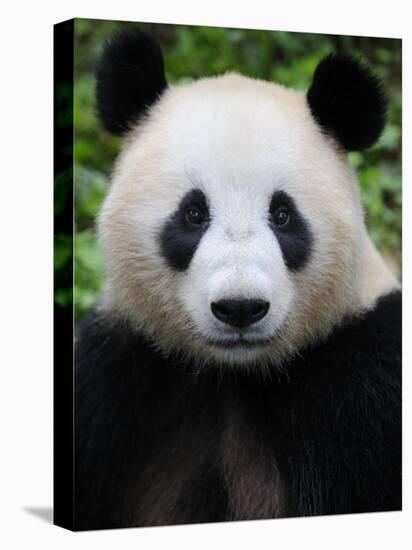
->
[99,73,369,367]
[159,184,311,361]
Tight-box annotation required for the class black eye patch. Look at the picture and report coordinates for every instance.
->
[269,191,313,271]
[159,189,210,272]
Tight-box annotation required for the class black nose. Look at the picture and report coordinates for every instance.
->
[211,299,270,328]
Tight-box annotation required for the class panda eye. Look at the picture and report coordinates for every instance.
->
[272,206,290,226]
[185,206,205,226]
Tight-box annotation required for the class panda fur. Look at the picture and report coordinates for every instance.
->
[75,29,401,529]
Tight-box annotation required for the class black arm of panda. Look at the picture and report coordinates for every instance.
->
[74,311,162,529]
[74,310,227,529]
[277,290,402,516]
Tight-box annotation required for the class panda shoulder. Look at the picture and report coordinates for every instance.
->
[75,309,163,391]
[345,290,401,358]
[312,290,401,380]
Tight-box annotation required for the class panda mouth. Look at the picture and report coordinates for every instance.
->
[205,336,271,349]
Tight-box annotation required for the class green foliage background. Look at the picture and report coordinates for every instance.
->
[68,19,401,319]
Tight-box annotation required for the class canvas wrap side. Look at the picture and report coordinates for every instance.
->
[53,18,75,531]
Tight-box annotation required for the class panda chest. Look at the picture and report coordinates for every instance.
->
[220,392,286,521]
[130,381,286,525]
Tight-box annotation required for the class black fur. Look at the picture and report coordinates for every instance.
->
[96,28,168,135]
[75,291,401,530]
[159,189,210,271]
[307,54,388,151]
[269,191,313,271]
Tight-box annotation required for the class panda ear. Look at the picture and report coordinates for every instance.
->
[306,54,388,151]
[96,28,168,136]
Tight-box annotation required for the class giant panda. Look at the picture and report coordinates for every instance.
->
[75,28,402,530]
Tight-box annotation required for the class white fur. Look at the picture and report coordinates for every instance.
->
[98,73,399,368]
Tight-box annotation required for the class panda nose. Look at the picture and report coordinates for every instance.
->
[211,299,270,328]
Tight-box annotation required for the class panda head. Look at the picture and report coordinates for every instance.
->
[96,28,396,368]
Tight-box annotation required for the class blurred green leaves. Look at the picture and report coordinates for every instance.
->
[73,19,401,318]
[74,167,106,318]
